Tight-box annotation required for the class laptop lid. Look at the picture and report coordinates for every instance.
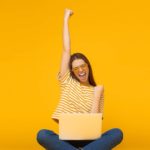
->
[59,113,102,140]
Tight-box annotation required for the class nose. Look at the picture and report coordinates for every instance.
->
[78,67,83,72]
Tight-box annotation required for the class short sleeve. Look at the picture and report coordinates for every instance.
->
[57,69,71,85]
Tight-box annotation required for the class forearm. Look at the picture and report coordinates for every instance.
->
[91,96,101,113]
[91,86,104,113]
[63,18,71,52]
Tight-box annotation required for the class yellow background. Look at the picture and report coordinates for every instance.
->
[0,0,150,149]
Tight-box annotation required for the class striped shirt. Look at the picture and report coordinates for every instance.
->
[51,69,104,121]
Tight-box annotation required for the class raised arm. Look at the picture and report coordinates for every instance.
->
[59,9,73,78]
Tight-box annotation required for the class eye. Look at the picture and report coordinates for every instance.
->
[81,64,87,68]
[73,67,78,71]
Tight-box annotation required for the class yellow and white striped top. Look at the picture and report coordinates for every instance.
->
[51,69,104,121]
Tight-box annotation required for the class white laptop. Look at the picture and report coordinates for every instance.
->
[59,113,103,140]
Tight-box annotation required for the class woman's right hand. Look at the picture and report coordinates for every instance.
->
[64,8,74,20]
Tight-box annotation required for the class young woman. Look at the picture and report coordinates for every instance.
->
[37,9,123,150]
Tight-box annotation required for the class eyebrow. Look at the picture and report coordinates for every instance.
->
[72,63,86,68]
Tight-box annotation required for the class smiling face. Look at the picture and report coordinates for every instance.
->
[72,59,89,85]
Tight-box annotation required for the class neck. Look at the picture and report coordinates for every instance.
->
[80,81,90,86]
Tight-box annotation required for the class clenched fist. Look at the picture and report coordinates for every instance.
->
[64,8,74,20]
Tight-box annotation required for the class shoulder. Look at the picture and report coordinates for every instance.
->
[94,85,104,92]
[57,69,75,84]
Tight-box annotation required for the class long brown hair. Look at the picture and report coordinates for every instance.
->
[69,53,96,86]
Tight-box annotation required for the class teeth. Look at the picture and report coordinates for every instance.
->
[79,73,86,76]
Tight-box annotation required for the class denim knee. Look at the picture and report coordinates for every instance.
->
[36,129,54,144]
[111,128,123,143]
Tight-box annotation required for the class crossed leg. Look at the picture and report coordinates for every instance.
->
[37,128,123,150]
[83,128,123,150]
[37,129,77,150]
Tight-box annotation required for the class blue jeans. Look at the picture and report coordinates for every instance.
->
[37,128,123,150]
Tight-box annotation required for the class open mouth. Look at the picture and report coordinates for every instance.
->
[78,72,86,79]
